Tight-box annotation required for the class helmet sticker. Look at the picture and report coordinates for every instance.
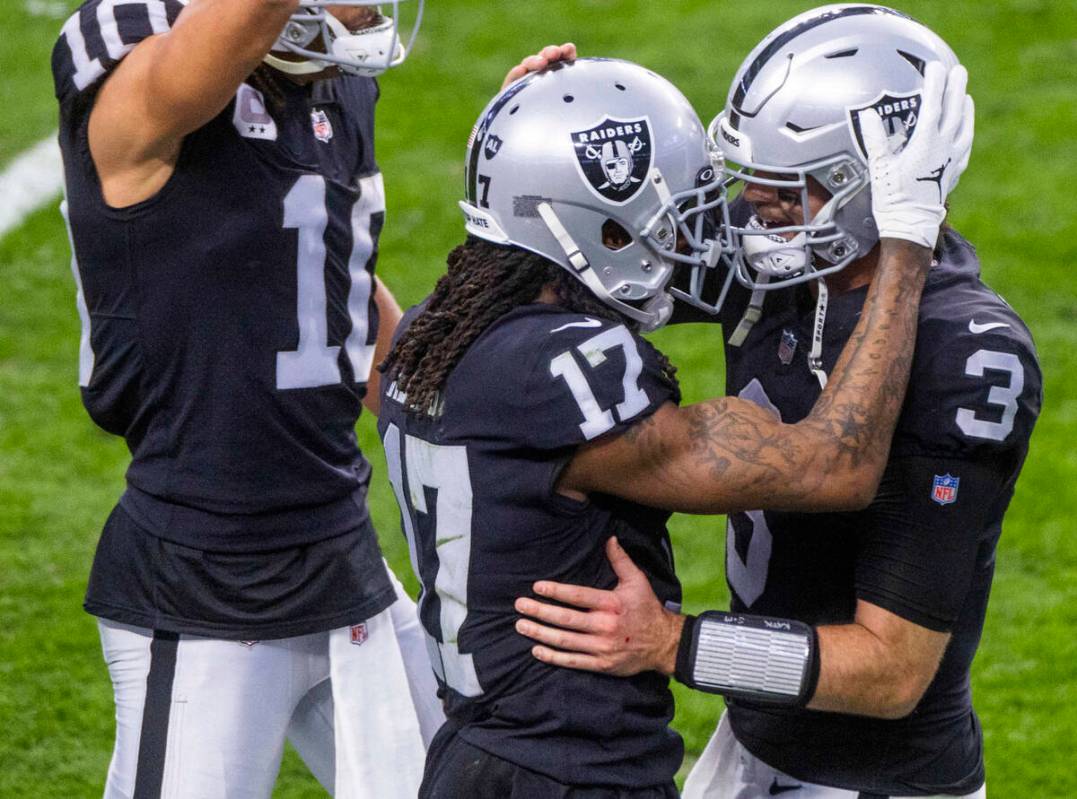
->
[847,90,923,160]
[483,134,504,160]
[466,75,534,205]
[571,116,654,205]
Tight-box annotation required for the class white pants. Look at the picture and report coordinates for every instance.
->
[99,577,445,799]
[683,713,986,799]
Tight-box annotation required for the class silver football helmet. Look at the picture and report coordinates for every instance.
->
[710,4,959,291]
[265,1,423,78]
[460,59,730,330]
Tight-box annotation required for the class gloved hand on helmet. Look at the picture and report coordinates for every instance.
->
[859,61,975,249]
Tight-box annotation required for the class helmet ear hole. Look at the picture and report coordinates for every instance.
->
[601,219,632,252]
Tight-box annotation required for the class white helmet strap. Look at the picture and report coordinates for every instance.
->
[537,202,667,330]
[537,202,589,273]
[808,279,829,389]
[263,51,327,76]
[727,274,769,348]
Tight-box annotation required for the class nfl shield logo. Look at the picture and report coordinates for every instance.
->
[931,474,960,505]
[848,90,922,160]
[571,116,653,204]
[349,623,368,646]
[311,109,334,143]
[778,329,798,365]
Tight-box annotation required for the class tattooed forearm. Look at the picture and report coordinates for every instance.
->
[807,239,928,459]
[569,242,931,513]
[675,238,931,512]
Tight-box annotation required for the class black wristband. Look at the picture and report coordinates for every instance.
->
[673,614,698,686]
[802,625,821,705]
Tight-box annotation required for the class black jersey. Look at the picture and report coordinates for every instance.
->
[378,304,683,789]
[712,230,1042,795]
[53,0,385,552]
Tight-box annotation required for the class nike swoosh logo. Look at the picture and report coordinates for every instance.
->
[768,778,801,795]
[768,779,802,795]
[551,317,602,333]
[969,319,1010,334]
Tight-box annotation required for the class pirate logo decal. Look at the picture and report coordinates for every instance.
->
[847,90,922,160]
[571,116,653,204]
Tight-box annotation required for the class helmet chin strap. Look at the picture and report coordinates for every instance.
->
[726,267,829,387]
[807,278,829,389]
[727,274,768,348]
[263,51,328,76]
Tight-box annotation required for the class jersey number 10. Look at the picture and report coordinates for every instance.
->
[276,174,383,390]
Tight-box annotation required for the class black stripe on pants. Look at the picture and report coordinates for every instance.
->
[133,630,180,799]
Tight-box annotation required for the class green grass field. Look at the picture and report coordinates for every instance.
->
[2,1,1075,795]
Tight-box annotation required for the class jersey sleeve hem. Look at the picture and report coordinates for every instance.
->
[853,589,955,633]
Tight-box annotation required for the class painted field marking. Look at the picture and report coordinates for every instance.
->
[0,133,64,241]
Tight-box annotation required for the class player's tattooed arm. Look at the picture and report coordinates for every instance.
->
[90,0,301,206]
[559,238,932,513]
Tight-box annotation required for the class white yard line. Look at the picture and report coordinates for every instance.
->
[0,133,64,241]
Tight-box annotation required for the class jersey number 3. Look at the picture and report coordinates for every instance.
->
[956,349,1024,442]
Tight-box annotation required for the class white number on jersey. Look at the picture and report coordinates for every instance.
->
[549,325,650,439]
[60,1,173,92]
[60,199,95,387]
[726,379,781,607]
[383,423,483,697]
[955,349,1024,442]
[276,174,383,390]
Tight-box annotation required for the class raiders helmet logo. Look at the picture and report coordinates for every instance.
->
[571,116,654,204]
[847,91,922,160]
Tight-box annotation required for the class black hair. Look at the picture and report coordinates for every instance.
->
[380,238,678,414]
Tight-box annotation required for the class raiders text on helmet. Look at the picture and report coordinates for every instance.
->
[265,0,423,78]
[710,3,959,292]
[460,59,730,330]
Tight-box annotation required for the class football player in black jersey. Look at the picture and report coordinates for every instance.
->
[52,1,573,796]
[514,7,1039,799]
[378,53,970,798]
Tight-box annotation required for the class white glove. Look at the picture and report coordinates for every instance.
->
[859,61,975,248]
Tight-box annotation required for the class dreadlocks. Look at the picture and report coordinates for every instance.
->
[380,238,679,415]
[248,64,289,114]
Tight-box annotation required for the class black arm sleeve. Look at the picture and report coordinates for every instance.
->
[854,455,1009,632]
